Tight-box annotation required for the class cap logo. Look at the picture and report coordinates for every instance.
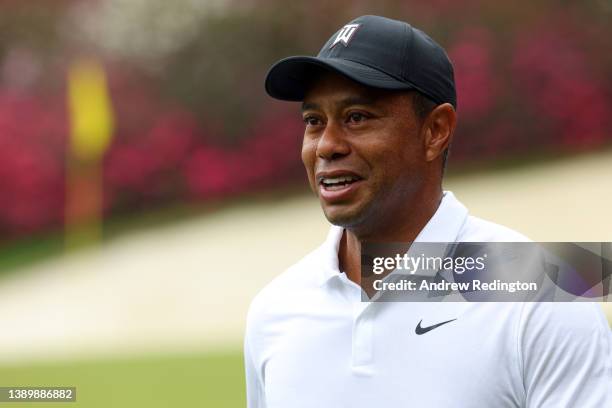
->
[330,24,360,48]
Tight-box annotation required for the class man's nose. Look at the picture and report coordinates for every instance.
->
[316,121,350,160]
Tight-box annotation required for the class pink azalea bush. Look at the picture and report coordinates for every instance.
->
[0,2,611,240]
[0,91,66,236]
[511,20,611,148]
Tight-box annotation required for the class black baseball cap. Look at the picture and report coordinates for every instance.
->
[265,15,457,108]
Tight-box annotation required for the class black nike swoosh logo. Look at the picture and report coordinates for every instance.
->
[415,318,457,335]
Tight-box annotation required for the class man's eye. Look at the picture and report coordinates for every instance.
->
[303,116,321,126]
[347,112,367,123]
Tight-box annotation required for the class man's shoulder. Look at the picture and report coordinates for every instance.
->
[246,244,323,322]
[520,302,610,336]
[265,244,324,291]
[459,214,531,242]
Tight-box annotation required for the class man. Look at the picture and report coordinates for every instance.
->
[245,15,611,407]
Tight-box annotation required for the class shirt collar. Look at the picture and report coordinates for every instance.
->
[315,191,469,286]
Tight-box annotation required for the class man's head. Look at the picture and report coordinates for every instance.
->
[299,70,455,231]
[265,15,457,235]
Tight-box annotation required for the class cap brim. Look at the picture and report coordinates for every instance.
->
[265,56,416,101]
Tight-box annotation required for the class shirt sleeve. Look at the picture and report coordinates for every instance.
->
[519,302,612,407]
[244,300,266,408]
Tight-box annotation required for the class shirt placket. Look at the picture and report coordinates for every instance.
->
[351,301,374,374]
[338,273,375,374]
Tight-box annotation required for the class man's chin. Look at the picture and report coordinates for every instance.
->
[321,204,368,229]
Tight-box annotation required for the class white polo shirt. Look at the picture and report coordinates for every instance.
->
[244,191,611,407]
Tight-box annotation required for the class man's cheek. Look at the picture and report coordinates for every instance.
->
[300,143,317,192]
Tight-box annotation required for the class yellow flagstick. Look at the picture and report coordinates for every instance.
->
[65,58,114,249]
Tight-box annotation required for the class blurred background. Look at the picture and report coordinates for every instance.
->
[0,0,610,406]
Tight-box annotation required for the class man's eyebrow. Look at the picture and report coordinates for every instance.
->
[301,102,319,112]
[301,96,378,112]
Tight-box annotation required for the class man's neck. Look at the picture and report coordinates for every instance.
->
[338,191,443,285]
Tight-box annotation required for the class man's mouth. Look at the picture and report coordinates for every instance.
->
[320,175,362,191]
[316,172,364,202]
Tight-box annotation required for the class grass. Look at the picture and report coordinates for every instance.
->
[0,351,245,408]
[0,233,64,275]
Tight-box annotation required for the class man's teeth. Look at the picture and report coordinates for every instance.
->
[321,176,359,189]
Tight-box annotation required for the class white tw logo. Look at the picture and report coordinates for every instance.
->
[330,24,360,48]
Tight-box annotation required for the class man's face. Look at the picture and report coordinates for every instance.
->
[301,72,428,231]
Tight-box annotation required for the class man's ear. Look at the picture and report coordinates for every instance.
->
[422,103,457,162]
